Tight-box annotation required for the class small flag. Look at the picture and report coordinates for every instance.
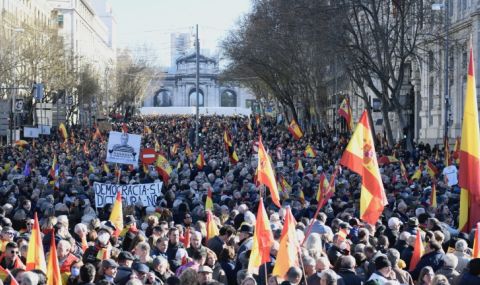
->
[58,123,68,141]
[425,160,439,178]
[196,151,205,170]
[430,183,437,208]
[205,187,213,211]
[144,126,152,134]
[46,231,62,285]
[156,154,172,184]
[288,119,303,140]
[338,97,354,131]
[206,211,219,241]
[409,230,424,271]
[304,144,317,158]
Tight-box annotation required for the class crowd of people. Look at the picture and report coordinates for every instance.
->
[0,114,478,285]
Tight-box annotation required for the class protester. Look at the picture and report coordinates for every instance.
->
[0,114,477,285]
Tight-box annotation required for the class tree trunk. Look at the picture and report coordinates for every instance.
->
[381,107,394,147]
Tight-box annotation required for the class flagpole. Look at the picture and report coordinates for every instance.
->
[298,248,309,285]
[264,263,268,285]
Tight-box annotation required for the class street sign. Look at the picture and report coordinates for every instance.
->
[14,99,24,113]
[140,148,157,165]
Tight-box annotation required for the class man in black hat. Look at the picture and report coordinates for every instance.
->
[237,224,253,256]
[366,255,398,284]
[121,215,140,251]
[97,259,118,283]
[114,251,135,285]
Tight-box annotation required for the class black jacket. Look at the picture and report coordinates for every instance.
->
[338,268,363,285]
[410,250,445,280]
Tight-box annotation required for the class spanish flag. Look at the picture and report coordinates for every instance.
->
[58,123,68,141]
[92,127,102,141]
[247,117,253,132]
[109,191,123,237]
[409,230,424,271]
[304,144,317,158]
[196,151,205,170]
[257,139,281,208]
[459,43,480,232]
[154,138,161,152]
[272,207,299,278]
[156,154,172,184]
[248,200,273,274]
[288,119,303,140]
[185,145,193,157]
[338,97,354,131]
[399,161,409,183]
[340,110,387,225]
[144,126,152,135]
[411,164,423,181]
[223,131,239,164]
[26,212,47,273]
[430,183,437,208]
[377,155,399,165]
[206,211,219,241]
[316,173,329,202]
[49,155,57,178]
[170,143,179,156]
[473,223,480,258]
[205,186,213,211]
[425,160,438,178]
[46,231,62,285]
[295,158,304,173]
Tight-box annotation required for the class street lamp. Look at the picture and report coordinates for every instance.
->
[11,27,24,144]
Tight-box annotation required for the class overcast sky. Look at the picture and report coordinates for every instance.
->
[112,0,252,67]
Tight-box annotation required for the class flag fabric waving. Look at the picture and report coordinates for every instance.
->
[46,231,62,285]
[444,137,450,166]
[26,212,47,273]
[304,144,317,158]
[340,110,387,225]
[247,200,274,274]
[459,42,480,232]
[156,154,172,184]
[257,139,281,208]
[473,223,480,258]
[409,230,424,271]
[288,119,303,140]
[206,211,219,241]
[58,123,68,141]
[205,187,213,211]
[425,160,439,178]
[196,151,205,170]
[430,183,437,208]
[272,207,299,278]
[109,191,123,237]
[338,97,354,131]
[223,131,239,164]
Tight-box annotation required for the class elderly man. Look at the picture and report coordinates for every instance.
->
[436,253,461,285]
[453,239,471,273]
[307,256,332,285]
[58,240,79,275]
[337,255,363,285]
[387,248,414,285]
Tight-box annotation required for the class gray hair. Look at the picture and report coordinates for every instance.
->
[455,239,468,252]
[21,271,39,285]
[286,266,302,282]
[387,248,401,265]
[339,255,356,269]
[443,253,458,269]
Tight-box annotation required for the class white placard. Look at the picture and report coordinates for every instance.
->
[94,182,163,208]
[38,125,51,135]
[24,127,40,138]
[106,131,141,166]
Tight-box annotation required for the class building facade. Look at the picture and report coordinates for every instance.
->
[47,0,116,72]
[143,52,255,109]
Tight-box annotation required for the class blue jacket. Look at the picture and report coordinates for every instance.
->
[410,250,444,280]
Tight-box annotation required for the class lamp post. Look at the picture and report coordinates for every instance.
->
[195,24,200,148]
[11,28,24,144]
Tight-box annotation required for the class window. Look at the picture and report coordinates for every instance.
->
[220,90,237,107]
[57,14,64,28]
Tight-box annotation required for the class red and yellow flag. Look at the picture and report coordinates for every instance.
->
[399,161,409,183]
[170,143,179,156]
[248,200,274,274]
[459,43,480,232]
[304,144,317,158]
[473,223,480,258]
[205,186,213,211]
[338,97,354,131]
[409,230,424,271]
[377,155,399,165]
[288,119,303,140]
[411,164,423,181]
[295,158,304,173]
[26,212,47,273]
[109,191,123,237]
[58,123,68,141]
[206,211,219,241]
[430,183,437,208]
[272,207,298,278]
[425,160,438,178]
[257,139,281,208]
[453,137,461,164]
[156,154,172,184]
[196,151,205,170]
[46,231,62,285]
[340,110,387,225]
[92,127,102,141]
[144,126,152,135]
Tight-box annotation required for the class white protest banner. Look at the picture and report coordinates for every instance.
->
[106,131,141,166]
[94,182,163,208]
